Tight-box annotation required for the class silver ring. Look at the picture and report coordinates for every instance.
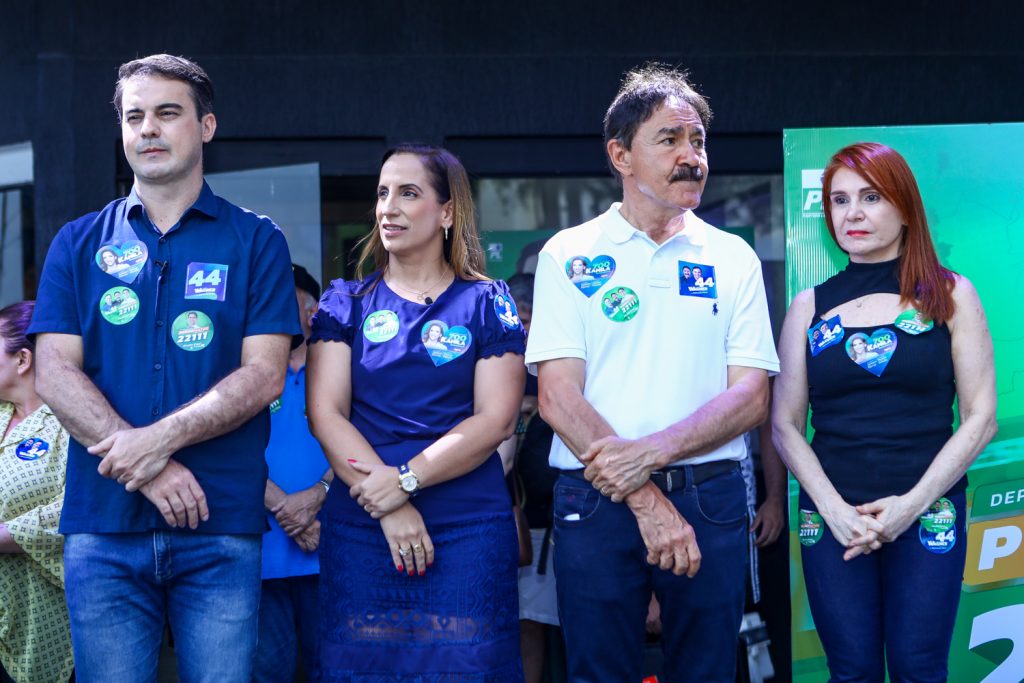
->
[364,505,371,512]
[398,547,410,557]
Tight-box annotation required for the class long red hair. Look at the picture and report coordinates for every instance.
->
[822,142,955,324]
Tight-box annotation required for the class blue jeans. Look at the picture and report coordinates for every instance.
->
[553,467,748,683]
[800,493,966,683]
[253,574,320,683]
[63,532,262,683]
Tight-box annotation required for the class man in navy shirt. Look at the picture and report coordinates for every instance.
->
[29,54,299,682]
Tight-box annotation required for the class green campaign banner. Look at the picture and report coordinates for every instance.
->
[784,123,1024,682]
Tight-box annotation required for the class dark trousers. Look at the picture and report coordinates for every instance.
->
[553,467,748,683]
[800,492,966,682]
[253,574,321,683]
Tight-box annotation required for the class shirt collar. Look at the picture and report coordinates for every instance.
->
[125,180,220,221]
[601,202,708,247]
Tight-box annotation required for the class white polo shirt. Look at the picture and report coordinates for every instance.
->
[525,203,779,470]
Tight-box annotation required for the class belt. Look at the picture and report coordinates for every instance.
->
[562,459,739,494]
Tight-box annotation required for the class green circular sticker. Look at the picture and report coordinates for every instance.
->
[894,309,934,335]
[798,509,824,547]
[172,310,214,352]
[269,397,282,414]
[601,286,640,323]
[919,497,956,533]
[99,286,140,325]
[363,310,400,343]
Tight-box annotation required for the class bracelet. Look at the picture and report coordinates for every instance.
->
[318,479,330,494]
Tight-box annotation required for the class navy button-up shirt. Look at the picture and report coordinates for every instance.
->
[29,182,300,534]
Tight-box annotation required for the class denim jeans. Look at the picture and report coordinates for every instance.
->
[553,467,748,683]
[63,531,262,683]
[253,574,320,683]
[800,492,967,683]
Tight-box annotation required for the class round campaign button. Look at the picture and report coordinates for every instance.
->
[171,310,214,352]
[600,286,640,323]
[363,310,400,343]
[919,525,956,554]
[15,438,50,461]
[894,309,934,335]
[798,509,824,547]
[99,286,140,325]
[919,497,956,533]
[493,294,521,330]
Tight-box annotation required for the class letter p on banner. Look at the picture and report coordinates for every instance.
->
[965,514,1024,586]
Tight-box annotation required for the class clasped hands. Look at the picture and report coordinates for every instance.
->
[579,435,700,578]
[87,424,209,529]
[827,495,920,561]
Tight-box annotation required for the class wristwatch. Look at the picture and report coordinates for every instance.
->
[398,462,420,497]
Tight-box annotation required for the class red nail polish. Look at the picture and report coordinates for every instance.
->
[419,570,425,576]
[396,565,402,572]
[347,458,358,463]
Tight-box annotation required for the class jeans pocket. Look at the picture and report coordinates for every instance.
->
[694,471,747,526]
[552,479,601,525]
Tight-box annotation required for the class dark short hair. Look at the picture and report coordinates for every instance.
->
[292,263,321,301]
[113,54,214,121]
[507,273,535,308]
[0,301,35,354]
[603,63,712,182]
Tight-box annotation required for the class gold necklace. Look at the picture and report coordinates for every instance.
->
[388,268,452,303]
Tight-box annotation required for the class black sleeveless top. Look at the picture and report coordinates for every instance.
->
[806,258,960,504]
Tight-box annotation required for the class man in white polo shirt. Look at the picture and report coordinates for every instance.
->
[525,63,779,683]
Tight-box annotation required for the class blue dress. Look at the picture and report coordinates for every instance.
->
[310,274,526,682]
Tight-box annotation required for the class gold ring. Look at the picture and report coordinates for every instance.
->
[412,543,423,552]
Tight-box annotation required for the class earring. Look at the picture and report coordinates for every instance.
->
[444,225,450,241]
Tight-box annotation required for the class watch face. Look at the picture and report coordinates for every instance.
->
[400,474,418,492]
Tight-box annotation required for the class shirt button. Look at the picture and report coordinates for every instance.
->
[156,320,164,326]
[151,408,159,416]
[154,363,162,370]
[159,237,167,244]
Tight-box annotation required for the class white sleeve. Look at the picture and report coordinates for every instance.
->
[524,248,587,373]
[726,251,780,373]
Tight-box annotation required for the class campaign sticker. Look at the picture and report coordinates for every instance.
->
[894,309,934,335]
[919,525,956,554]
[99,286,141,325]
[421,320,472,366]
[845,329,897,377]
[269,397,282,414]
[600,286,639,323]
[919,497,956,533]
[184,263,229,301]
[807,315,845,356]
[798,510,824,547]
[493,294,521,331]
[363,310,400,343]
[565,255,615,297]
[95,241,148,284]
[15,438,49,461]
[172,310,214,351]
[678,261,717,299]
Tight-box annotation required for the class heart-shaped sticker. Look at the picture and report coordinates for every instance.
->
[565,255,616,297]
[421,320,472,367]
[95,240,149,284]
[845,328,897,377]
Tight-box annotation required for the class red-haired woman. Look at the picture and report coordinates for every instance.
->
[773,142,997,681]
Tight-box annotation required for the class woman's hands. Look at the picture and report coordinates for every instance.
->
[380,503,435,575]
[819,499,884,561]
[349,460,409,518]
[856,495,923,543]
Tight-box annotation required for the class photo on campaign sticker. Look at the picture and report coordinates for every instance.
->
[99,286,140,326]
[184,262,230,301]
[894,309,934,335]
[565,255,615,297]
[15,437,49,461]
[95,241,148,284]
[600,286,640,323]
[678,261,717,298]
[845,329,897,377]
[421,320,472,366]
[493,294,521,330]
[172,310,214,352]
[363,310,400,343]
[798,509,824,546]
[807,315,844,356]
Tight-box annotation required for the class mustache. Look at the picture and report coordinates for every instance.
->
[670,165,705,182]
[136,141,168,153]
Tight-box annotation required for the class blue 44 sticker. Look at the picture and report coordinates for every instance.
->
[184,263,229,301]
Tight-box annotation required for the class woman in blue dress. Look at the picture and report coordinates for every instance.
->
[307,143,527,681]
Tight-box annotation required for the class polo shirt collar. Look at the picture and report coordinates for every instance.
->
[602,203,708,247]
[125,180,220,221]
